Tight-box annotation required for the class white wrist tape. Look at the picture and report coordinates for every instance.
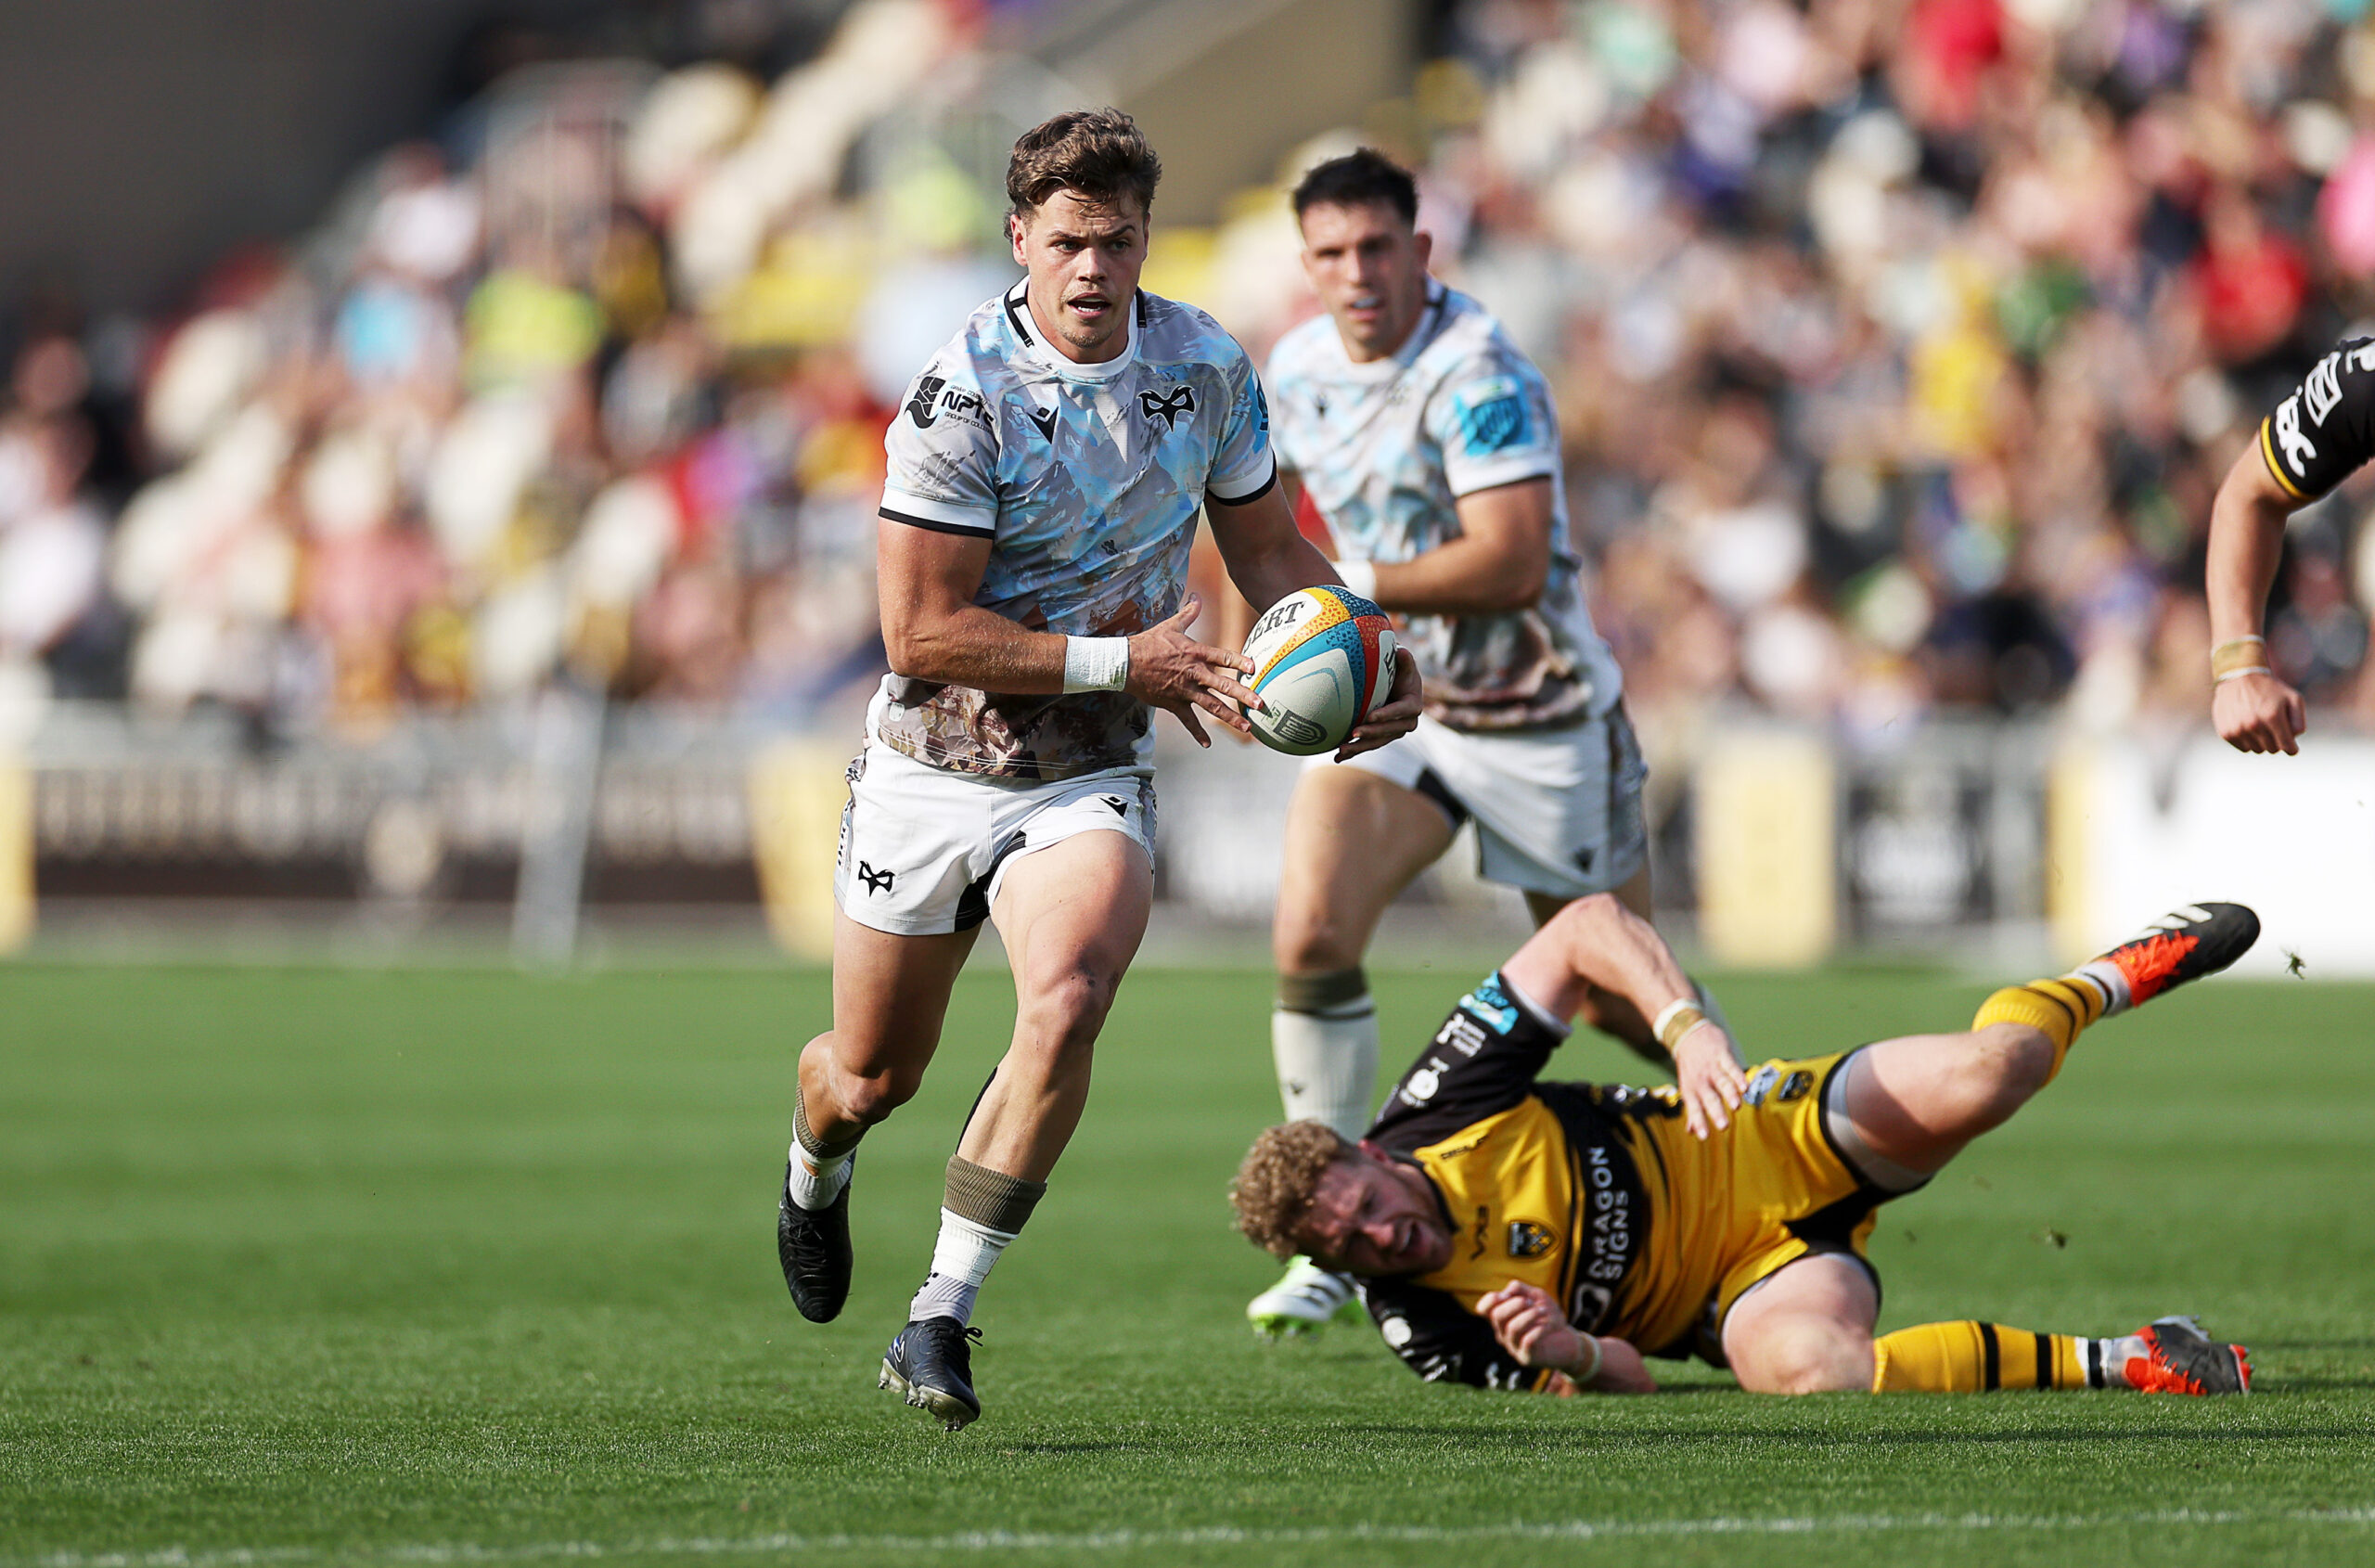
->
[1062,636,1130,693]
[1650,998,1711,1054]
[1335,559,1377,602]
[1568,1333,1604,1385]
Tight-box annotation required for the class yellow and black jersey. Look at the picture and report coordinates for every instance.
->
[2259,337,2375,504]
[1360,972,1905,1392]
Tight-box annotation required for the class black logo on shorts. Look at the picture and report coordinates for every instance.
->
[1139,384,1196,431]
[1027,405,1059,442]
[906,375,946,429]
[1507,1220,1554,1259]
[856,861,895,895]
[1098,794,1128,816]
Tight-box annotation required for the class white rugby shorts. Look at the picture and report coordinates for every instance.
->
[835,742,1157,936]
[1310,704,1649,900]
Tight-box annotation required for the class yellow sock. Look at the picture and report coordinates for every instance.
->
[1872,1321,2093,1392]
[1971,976,2107,1082]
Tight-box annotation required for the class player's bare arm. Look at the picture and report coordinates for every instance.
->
[1477,1282,1656,1394]
[2204,443,2307,755]
[1205,478,1422,758]
[877,519,1261,745]
[1500,893,1747,1137]
[1355,476,1553,616]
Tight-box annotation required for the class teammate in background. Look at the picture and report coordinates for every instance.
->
[1231,895,2259,1398]
[777,109,1421,1432]
[1245,148,1740,1337]
[2205,337,2375,754]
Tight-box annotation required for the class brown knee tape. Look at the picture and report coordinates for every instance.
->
[1277,967,1369,1015]
[944,1154,1046,1234]
[793,1085,866,1161]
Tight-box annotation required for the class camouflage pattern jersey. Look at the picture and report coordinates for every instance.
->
[875,282,1277,780]
[1266,283,1622,733]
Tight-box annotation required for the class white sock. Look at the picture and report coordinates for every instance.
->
[2088,1332,2150,1389]
[1273,997,1379,1140]
[2068,962,2129,1017]
[909,1208,1019,1327]
[786,1142,854,1212]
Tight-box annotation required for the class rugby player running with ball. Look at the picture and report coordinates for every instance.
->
[776,109,1420,1432]
[1245,149,1738,1338]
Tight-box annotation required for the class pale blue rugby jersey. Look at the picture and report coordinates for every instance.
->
[876,281,1277,780]
[1266,283,1621,732]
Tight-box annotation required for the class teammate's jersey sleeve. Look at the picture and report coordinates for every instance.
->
[1422,345,1562,500]
[1203,341,1277,505]
[2259,338,2375,503]
[880,353,1000,536]
[1360,1275,1553,1391]
[1368,970,1569,1153]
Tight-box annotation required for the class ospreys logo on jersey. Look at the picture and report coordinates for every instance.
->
[906,374,947,429]
[1452,375,1529,455]
[1139,383,1197,431]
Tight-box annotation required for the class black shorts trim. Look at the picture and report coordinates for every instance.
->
[1411,767,1470,829]
[1810,1045,1923,1198]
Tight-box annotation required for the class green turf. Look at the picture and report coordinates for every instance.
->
[3,958,2373,1567]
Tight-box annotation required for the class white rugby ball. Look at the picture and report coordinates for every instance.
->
[1239,585,1397,755]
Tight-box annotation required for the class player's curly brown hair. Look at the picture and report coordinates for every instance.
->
[1229,1120,1353,1259]
[1006,108,1162,220]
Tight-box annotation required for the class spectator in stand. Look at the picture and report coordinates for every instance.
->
[15,0,2375,752]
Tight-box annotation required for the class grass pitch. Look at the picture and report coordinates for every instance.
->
[4,957,2373,1567]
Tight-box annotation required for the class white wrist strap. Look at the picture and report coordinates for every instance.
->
[1569,1333,1604,1385]
[1650,997,1711,1054]
[1062,636,1130,693]
[1335,559,1377,602]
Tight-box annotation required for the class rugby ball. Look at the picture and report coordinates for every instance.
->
[1239,585,1397,755]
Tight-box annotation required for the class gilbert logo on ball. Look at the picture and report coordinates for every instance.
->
[1239,585,1397,755]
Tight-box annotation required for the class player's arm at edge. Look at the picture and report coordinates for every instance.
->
[2205,442,2310,755]
[876,518,1260,745]
[1361,476,1554,616]
[1499,892,1746,1137]
[1205,477,1423,757]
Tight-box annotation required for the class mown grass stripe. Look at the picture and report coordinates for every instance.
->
[20,1508,2375,1567]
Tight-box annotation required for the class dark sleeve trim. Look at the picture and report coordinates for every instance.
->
[1205,466,1278,507]
[2259,418,2309,501]
[880,508,994,537]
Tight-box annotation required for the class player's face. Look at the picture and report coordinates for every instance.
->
[1010,188,1148,366]
[1298,199,1433,364]
[1295,1150,1454,1278]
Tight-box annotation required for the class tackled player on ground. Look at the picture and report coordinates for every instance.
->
[1231,894,2258,1398]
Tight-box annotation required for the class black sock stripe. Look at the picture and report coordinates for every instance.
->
[2035,1332,2053,1390]
[1979,1322,2001,1391]
[2026,985,2078,1037]
[2086,1337,2104,1389]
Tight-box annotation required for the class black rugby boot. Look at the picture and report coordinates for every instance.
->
[879,1317,984,1432]
[777,1158,853,1323]
[2096,903,2260,1008]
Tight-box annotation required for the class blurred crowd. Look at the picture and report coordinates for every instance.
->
[4,0,2373,747]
